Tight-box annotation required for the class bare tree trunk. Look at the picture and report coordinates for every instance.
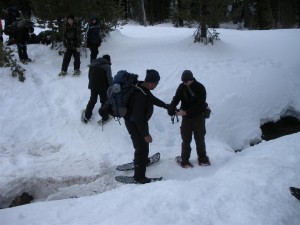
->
[200,1,208,37]
[140,0,147,26]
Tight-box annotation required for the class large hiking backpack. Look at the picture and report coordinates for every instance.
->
[10,18,33,33]
[106,70,138,119]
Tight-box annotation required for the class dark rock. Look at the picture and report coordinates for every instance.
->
[9,192,33,208]
[261,116,300,141]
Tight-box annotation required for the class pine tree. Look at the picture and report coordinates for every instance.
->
[146,0,171,25]
[257,0,273,29]
[140,0,147,26]
[0,44,26,82]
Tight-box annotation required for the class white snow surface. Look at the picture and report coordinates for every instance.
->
[0,23,300,225]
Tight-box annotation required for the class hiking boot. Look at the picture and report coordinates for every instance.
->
[180,161,193,168]
[99,115,112,124]
[83,117,89,124]
[81,110,89,123]
[134,177,151,184]
[58,71,66,76]
[198,156,211,166]
[101,119,108,124]
[73,70,81,76]
[20,59,27,64]
[25,58,33,62]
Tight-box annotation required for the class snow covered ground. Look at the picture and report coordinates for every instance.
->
[0,22,300,224]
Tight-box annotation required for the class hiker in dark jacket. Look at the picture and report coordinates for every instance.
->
[168,70,210,168]
[59,15,82,76]
[0,18,3,42]
[13,21,34,63]
[86,16,101,63]
[125,69,168,184]
[2,7,19,42]
[82,54,112,123]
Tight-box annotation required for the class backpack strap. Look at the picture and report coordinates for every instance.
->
[134,84,147,96]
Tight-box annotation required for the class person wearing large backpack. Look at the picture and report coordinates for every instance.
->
[82,54,112,123]
[59,15,82,76]
[12,18,34,63]
[168,70,210,168]
[86,16,102,63]
[124,70,169,184]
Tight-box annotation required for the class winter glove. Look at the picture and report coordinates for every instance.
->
[204,106,211,119]
[167,106,176,117]
[62,47,67,52]
[76,47,81,52]
[164,104,170,110]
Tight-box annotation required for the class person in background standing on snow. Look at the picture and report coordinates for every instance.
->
[59,14,82,76]
[2,7,20,44]
[124,70,169,184]
[13,19,34,64]
[82,54,112,124]
[168,70,210,168]
[86,16,101,63]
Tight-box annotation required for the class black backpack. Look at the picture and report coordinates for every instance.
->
[105,70,138,120]
[10,18,33,33]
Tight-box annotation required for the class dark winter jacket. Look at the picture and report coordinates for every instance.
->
[14,26,33,44]
[170,78,207,118]
[88,57,112,91]
[126,81,167,137]
[62,21,82,49]
[3,8,19,29]
[86,20,101,47]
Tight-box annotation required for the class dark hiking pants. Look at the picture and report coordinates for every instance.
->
[61,49,80,72]
[89,44,99,63]
[85,90,107,120]
[180,115,206,163]
[125,119,149,179]
[17,44,28,60]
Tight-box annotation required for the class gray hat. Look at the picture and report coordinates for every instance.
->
[145,69,160,83]
[181,70,194,81]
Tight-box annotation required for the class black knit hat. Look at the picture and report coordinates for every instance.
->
[181,70,194,82]
[145,69,160,83]
[67,14,74,20]
[102,54,111,65]
[91,16,97,20]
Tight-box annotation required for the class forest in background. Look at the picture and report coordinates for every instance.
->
[1,0,299,75]
[1,0,299,30]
